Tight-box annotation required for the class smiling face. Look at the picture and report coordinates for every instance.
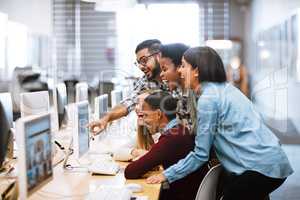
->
[141,101,161,134]
[177,57,199,91]
[159,57,181,91]
[136,48,161,80]
[135,93,150,126]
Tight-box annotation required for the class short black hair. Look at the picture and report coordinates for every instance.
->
[144,91,178,121]
[135,39,161,54]
[160,43,189,67]
[183,46,227,83]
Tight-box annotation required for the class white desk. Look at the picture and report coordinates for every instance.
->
[29,124,161,200]
[28,161,161,200]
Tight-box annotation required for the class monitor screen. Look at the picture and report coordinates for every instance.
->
[77,102,89,157]
[95,94,108,118]
[24,115,52,195]
[111,90,123,108]
[75,83,88,103]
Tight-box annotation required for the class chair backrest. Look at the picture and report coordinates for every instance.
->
[195,164,223,200]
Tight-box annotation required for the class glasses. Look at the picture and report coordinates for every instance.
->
[134,52,159,67]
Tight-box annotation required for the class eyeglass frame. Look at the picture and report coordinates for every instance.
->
[134,51,160,67]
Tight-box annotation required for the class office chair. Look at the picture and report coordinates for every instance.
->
[195,164,223,200]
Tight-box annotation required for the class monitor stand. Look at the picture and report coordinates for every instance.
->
[62,139,89,172]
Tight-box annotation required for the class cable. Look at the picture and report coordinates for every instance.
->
[54,140,65,150]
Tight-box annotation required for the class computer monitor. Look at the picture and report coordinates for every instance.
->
[16,113,53,197]
[94,94,108,119]
[20,91,50,117]
[75,82,88,103]
[53,83,68,129]
[73,101,90,159]
[0,93,13,168]
[111,90,123,108]
[0,93,13,128]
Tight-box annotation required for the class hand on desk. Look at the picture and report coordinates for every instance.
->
[146,173,167,184]
[88,115,110,135]
[131,149,148,160]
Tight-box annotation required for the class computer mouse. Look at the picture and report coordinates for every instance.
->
[125,183,143,193]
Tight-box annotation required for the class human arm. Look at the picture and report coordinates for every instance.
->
[147,92,219,184]
[131,148,148,159]
[125,136,175,179]
[88,104,128,135]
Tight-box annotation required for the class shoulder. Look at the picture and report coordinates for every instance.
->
[196,83,229,115]
[164,125,192,139]
[133,75,147,88]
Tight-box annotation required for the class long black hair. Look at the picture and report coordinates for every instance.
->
[160,43,189,67]
[183,46,227,83]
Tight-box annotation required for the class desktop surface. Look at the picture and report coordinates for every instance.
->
[28,160,161,200]
[7,108,161,200]
[28,124,161,200]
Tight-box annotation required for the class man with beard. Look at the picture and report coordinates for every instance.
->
[89,39,165,135]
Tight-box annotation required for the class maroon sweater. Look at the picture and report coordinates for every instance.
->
[125,125,208,200]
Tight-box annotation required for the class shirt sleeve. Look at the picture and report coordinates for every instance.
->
[124,135,177,179]
[120,78,144,113]
[163,91,219,183]
[120,95,137,113]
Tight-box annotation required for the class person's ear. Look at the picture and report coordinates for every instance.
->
[194,68,199,78]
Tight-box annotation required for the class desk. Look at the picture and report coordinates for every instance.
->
[28,161,161,200]
[27,126,161,200]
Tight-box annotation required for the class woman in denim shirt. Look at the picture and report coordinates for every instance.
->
[147,47,293,200]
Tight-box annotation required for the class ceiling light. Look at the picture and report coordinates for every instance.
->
[81,0,137,11]
[205,40,233,50]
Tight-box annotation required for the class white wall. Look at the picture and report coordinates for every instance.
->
[245,0,300,71]
[245,0,300,142]
[0,0,51,34]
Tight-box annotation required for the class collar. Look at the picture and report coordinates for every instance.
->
[162,118,178,133]
[171,87,183,98]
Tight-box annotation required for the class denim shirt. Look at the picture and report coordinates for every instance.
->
[162,118,178,133]
[164,82,293,183]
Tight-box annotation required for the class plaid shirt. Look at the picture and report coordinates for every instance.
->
[121,76,196,133]
[121,75,166,112]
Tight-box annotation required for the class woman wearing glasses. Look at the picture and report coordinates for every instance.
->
[147,46,293,200]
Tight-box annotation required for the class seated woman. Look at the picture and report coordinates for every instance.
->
[147,46,293,200]
[113,92,159,161]
[124,91,208,200]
